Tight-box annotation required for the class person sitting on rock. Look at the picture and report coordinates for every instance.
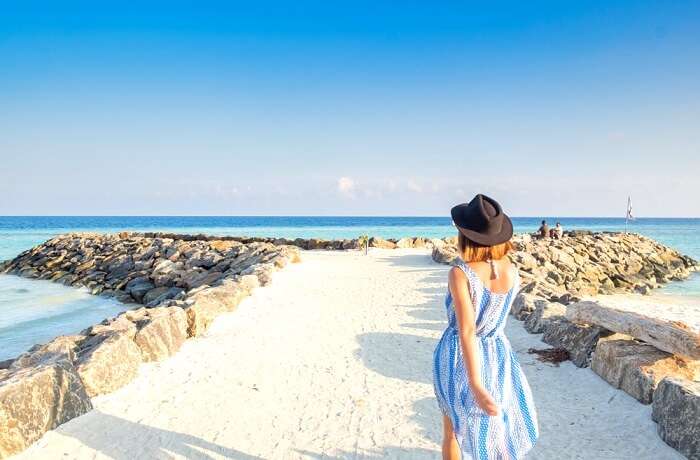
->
[537,220,549,239]
[553,222,564,239]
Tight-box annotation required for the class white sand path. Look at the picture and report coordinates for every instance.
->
[16,250,682,459]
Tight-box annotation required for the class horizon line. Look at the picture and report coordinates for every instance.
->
[1,215,699,219]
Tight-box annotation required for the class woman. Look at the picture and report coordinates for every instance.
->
[433,194,538,459]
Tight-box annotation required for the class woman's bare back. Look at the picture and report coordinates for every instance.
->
[465,257,515,294]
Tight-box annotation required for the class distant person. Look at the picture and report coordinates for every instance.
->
[537,220,549,239]
[434,194,539,459]
[554,222,564,239]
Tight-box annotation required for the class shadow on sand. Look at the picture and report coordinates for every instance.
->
[350,251,448,458]
[55,411,261,460]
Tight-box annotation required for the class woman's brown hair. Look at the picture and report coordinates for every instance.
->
[458,232,513,262]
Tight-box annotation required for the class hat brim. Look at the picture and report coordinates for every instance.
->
[454,215,513,246]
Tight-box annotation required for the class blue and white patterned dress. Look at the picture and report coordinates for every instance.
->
[433,258,539,459]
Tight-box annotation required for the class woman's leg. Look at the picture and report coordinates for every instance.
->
[442,414,461,460]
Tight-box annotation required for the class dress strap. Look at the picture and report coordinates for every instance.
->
[453,258,481,301]
[455,258,481,286]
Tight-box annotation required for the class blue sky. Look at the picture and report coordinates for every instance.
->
[1,1,698,216]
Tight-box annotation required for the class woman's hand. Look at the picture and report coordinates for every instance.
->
[471,384,499,416]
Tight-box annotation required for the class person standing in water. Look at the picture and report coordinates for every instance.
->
[433,194,539,459]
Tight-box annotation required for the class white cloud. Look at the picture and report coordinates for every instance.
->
[337,177,356,196]
[406,180,423,193]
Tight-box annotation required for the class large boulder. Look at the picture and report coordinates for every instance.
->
[274,246,301,266]
[241,262,276,286]
[142,286,171,305]
[567,300,700,360]
[541,319,616,367]
[652,377,700,459]
[426,238,446,250]
[591,339,700,404]
[87,315,138,338]
[184,276,258,336]
[340,239,359,250]
[75,331,142,397]
[524,300,567,334]
[511,252,539,273]
[0,358,92,458]
[144,286,185,307]
[133,307,188,362]
[8,335,85,371]
[510,293,538,321]
[369,237,397,249]
[432,245,459,265]
[125,276,155,303]
[396,237,415,249]
[306,238,329,250]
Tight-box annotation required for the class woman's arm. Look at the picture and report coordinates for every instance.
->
[449,267,499,416]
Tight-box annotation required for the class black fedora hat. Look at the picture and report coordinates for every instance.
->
[451,194,513,246]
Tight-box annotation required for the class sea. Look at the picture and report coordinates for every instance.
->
[1,216,698,361]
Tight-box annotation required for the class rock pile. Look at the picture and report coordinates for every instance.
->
[0,232,300,458]
[432,231,698,300]
[97,231,446,252]
[431,231,700,458]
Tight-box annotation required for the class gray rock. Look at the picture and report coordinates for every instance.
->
[184,270,224,290]
[510,293,538,321]
[541,319,614,367]
[185,252,222,269]
[125,276,155,303]
[524,300,566,334]
[652,377,700,459]
[142,286,170,305]
[341,239,359,250]
[591,339,700,404]
[306,238,329,250]
[76,331,142,397]
[145,286,185,307]
[106,257,135,280]
[0,358,92,458]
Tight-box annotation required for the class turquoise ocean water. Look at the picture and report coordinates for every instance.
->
[1,216,698,360]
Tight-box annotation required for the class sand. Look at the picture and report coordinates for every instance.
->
[14,249,683,459]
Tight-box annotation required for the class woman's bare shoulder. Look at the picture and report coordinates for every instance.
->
[448,265,466,283]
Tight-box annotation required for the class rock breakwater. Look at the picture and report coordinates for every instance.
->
[432,231,698,300]
[0,232,300,458]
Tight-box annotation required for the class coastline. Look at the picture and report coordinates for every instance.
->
[1,231,699,458]
[11,249,685,459]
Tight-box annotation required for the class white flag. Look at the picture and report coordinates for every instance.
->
[626,197,634,220]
